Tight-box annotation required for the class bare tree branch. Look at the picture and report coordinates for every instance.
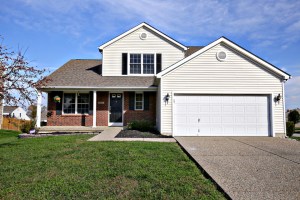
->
[0,36,51,107]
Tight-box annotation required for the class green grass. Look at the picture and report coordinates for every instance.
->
[291,137,300,141]
[0,130,225,199]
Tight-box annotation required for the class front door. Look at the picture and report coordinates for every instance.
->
[109,93,123,125]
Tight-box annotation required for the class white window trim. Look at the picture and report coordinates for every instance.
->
[62,92,90,115]
[135,92,144,110]
[127,53,156,75]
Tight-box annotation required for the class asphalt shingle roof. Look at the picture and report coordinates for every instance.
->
[44,59,157,88]
[185,46,204,57]
[3,106,18,114]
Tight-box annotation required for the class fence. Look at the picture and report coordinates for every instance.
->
[2,117,26,131]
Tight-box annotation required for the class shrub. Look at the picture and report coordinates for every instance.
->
[20,120,36,134]
[127,120,154,132]
[286,121,295,137]
[288,110,300,124]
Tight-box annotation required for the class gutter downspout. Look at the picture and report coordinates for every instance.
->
[282,80,287,137]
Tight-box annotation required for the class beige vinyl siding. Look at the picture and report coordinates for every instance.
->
[102,27,185,76]
[161,43,285,136]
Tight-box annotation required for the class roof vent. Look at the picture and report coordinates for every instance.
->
[216,51,227,61]
[140,32,147,40]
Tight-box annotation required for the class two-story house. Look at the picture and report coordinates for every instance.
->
[37,22,290,137]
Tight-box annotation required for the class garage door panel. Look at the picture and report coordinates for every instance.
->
[186,104,199,113]
[175,105,186,114]
[235,116,246,123]
[187,115,200,124]
[199,105,210,113]
[210,116,221,123]
[245,105,257,113]
[234,125,246,134]
[173,95,270,136]
[174,116,187,124]
[223,105,234,113]
[210,105,222,112]
[235,105,245,113]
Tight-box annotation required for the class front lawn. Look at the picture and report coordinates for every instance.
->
[291,137,300,141]
[0,130,225,199]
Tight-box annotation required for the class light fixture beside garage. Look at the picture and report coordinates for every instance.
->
[275,93,281,102]
[216,50,227,61]
[164,93,170,104]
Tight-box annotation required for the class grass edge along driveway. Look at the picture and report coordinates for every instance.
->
[0,130,225,199]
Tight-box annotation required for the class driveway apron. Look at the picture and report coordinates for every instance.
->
[176,137,300,200]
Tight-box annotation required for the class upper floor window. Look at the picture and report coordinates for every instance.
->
[130,54,141,74]
[129,53,155,75]
[143,54,154,74]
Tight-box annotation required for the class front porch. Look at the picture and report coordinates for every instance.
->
[36,90,157,129]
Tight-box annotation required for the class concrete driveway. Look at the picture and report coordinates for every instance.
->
[175,137,300,200]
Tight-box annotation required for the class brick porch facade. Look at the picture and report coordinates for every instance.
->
[47,91,156,127]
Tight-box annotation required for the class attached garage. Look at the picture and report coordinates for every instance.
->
[157,37,291,137]
[173,95,270,136]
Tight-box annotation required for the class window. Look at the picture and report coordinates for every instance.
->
[63,93,76,114]
[77,94,89,114]
[135,93,143,110]
[129,53,155,74]
[130,54,141,74]
[63,93,89,114]
[143,54,154,74]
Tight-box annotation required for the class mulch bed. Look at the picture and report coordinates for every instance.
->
[115,130,172,138]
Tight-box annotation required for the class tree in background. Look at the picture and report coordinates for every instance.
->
[288,110,300,124]
[27,105,47,120]
[0,36,50,108]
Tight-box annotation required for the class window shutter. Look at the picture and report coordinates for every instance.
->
[144,92,150,110]
[122,53,128,75]
[55,91,63,115]
[129,92,135,110]
[89,91,94,115]
[156,54,162,73]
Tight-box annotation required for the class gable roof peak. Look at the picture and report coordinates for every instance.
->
[157,36,290,80]
[99,22,187,51]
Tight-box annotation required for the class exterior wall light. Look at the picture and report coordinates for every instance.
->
[164,93,170,104]
[275,94,281,102]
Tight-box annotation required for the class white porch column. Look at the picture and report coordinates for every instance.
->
[36,90,42,128]
[92,90,97,128]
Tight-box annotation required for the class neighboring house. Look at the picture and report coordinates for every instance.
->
[3,106,31,121]
[37,22,291,137]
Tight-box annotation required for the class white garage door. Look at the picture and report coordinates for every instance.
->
[173,95,270,136]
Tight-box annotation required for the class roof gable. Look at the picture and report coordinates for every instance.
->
[3,106,19,114]
[99,22,187,51]
[157,37,290,80]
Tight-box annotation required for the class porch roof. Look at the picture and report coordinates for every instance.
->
[41,59,158,90]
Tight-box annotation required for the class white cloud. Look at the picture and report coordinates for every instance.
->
[3,0,300,46]
[285,76,300,109]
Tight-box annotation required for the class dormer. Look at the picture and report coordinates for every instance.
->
[99,22,187,76]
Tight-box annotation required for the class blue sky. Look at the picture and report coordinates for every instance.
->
[1,0,300,109]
